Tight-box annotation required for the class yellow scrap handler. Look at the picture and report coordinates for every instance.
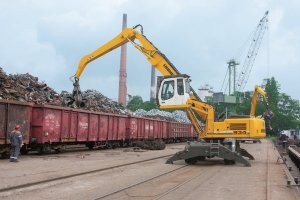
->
[250,85,272,118]
[66,25,272,166]
[238,85,273,143]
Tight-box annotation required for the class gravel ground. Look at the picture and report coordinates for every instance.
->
[0,141,299,200]
[0,144,185,191]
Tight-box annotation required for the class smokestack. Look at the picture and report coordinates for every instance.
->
[150,66,156,102]
[118,14,127,105]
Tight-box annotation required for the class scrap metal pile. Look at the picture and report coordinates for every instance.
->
[0,67,58,103]
[0,68,189,122]
[0,68,128,113]
[134,109,190,123]
[70,89,130,114]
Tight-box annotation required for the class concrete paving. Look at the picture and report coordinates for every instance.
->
[0,140,299,200]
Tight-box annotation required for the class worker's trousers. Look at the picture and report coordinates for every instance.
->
[10,145,20,160]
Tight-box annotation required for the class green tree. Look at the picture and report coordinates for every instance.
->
[216,89,267,118]
[142,100,158,111]
[127,96,143,111]
[265,77,300,134]
[265,77,280,112]
[264,77,281,135]
[235,91,252,115]
[127,96,158,111]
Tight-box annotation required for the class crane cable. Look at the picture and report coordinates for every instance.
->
[220,68,229,93]
[237,11,269,92]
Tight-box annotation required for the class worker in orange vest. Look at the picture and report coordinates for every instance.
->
[9,124,23,162]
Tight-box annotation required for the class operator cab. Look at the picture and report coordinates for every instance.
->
[157,75,191,107]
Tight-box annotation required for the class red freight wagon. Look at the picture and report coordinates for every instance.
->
[0,99,32,157]
[126,116,168,150]
[168,122,194,142]
[107,115,126,142]
[126,116,168,140]
[31,104,127,152]
[152,119,168,139]
[190,124,198,139]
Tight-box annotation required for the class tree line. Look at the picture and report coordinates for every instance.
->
[127,77,300,135]
[215,77,300,135]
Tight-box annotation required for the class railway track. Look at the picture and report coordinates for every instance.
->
[288,145,300,172]
[266,140,271,200]
[150,164,224,200]
[95,160,225,200]
[2,140,298,200]
[95,141,275,200]
[17,142,185,158]
[95,165,189,199]
[275,141,300,186]
[0,154,174,193]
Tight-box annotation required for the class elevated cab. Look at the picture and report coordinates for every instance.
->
[157,75,191,108]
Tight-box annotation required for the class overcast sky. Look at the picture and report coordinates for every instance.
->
[1,0,299,102]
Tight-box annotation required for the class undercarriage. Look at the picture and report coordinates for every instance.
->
[166,139,254,167]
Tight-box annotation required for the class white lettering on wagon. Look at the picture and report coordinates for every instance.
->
[45,114,60,131]
[79,122,88,129]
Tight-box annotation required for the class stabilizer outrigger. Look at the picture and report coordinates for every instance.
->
[166,140,254,167]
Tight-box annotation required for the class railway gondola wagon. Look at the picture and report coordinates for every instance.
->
[0,99,32,157]
[126,116,168,150]
[31,104,127,153]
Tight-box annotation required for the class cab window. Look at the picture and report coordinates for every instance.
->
[185,79,191,93]
[177,79,184,95]
[161,80,174,100]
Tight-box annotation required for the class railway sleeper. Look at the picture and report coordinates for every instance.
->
[166,140,252,167]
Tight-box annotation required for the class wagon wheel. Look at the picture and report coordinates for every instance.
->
[86,143,94,150]
[38,146,44,155]
[1,151,10,159]
[20,146,29,155]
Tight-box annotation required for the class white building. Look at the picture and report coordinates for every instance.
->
[280,129,299,139]
[198,84,214,102]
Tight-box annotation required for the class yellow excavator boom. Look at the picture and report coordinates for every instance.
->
[250,85,269,117]
[74,25,179,80]
[67,24,273,166]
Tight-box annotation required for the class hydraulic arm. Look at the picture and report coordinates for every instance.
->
[250,85,270,117]
[67,24,272,166]
[66,25,198,107]
[250,85,273,131]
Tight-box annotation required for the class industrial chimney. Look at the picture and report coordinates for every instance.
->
[150,66,156,102]
[118,14,127,105]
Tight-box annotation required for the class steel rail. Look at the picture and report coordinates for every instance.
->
[0,154,174,193]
